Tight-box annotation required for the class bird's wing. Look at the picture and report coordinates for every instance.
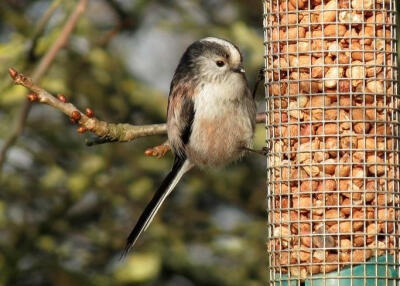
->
[122,157,193,256]
[122,77,196,256]
[167,76,196,157]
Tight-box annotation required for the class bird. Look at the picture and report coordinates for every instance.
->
[123,37,257,255]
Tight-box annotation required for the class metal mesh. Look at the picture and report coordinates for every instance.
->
[263,0,400,284]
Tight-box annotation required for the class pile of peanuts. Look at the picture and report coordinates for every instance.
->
[264,0,399,279]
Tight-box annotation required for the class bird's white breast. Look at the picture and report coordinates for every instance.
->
[187,76,255,167]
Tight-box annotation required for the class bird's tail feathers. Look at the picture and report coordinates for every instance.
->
[121,157,192,258]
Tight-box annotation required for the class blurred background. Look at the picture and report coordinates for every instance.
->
[0,0,266,285]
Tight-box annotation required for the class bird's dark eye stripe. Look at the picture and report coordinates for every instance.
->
[216,60,225,67]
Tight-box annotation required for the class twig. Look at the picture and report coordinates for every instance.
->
[28,0,62,61]
[33,0,88,82]
[7,69,266,158]
[96,0,137,47]
[35,0,62,36]
[0,0,88,170]
[86,113,266,147]
[8,69,167,143]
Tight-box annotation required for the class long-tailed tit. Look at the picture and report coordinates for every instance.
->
[123,37,256,255]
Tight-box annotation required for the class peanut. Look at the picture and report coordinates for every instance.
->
[366,80,385,94]
[340,251,350,262]
[352,249,372,263]
[316,123,338,135]
[324,25,347,37]
[281,13,299,25]
[314,151,329,162]
[367,155,386,175]
[367,223,381,239]
[335,154,350,177]
[273,226,292,245]
[328,221,352,234]
[325,106,338,120]
[318,1,338,23]
[339,11,363,23]
[367,240,386,256]
[321,254,339,273]
[320,158,337,175]
[324,67,344,88]
[339,238,352,251]
[293,196,313,210]
[289,101,304,119]
[313,250,328,262]
[326,208,345,225]
[298,142,312,163]
[366,13,388,27]
[311,57,325,78]
[302,163,320,177]
[352,210,365,230]
[291,245,311,262]
[353,233,366,247]
[377,208,395,221]
[290,266,308,279]
[287,27,306,39]
[346,61,365,87]
[273,58,288,69]
[289,55,311,70]
[300,180,319,193]
[289,0,307,9]
[351,0,373,9]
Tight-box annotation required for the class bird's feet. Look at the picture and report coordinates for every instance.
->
[257,67,265,81]
[252,67,265,98]
[145,142,171,158]
[244,147,269,157]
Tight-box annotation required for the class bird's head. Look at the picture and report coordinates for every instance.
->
[176,37,245,83]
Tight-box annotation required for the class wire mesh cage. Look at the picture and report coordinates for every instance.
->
[263,0,400,284]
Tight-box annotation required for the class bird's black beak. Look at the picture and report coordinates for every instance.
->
[232,65,245,73]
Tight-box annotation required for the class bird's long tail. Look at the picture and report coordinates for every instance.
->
[122,156,192,257]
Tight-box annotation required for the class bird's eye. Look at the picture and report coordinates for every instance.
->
[216,60,225,67]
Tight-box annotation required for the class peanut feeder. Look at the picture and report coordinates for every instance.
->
[263,0,400,283]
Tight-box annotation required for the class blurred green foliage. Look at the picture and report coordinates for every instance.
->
[0,0,266,285]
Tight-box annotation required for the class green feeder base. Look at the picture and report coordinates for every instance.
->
[273,255,398,286]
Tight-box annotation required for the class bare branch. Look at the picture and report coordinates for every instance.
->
[0,0,88,170]
[85,112,265,148]
[28,0,63,61]
[8,69,167,143]
[33,0,88,81]
[34,0,62,36]
[95,0,153,47]
[7,69,266,159]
